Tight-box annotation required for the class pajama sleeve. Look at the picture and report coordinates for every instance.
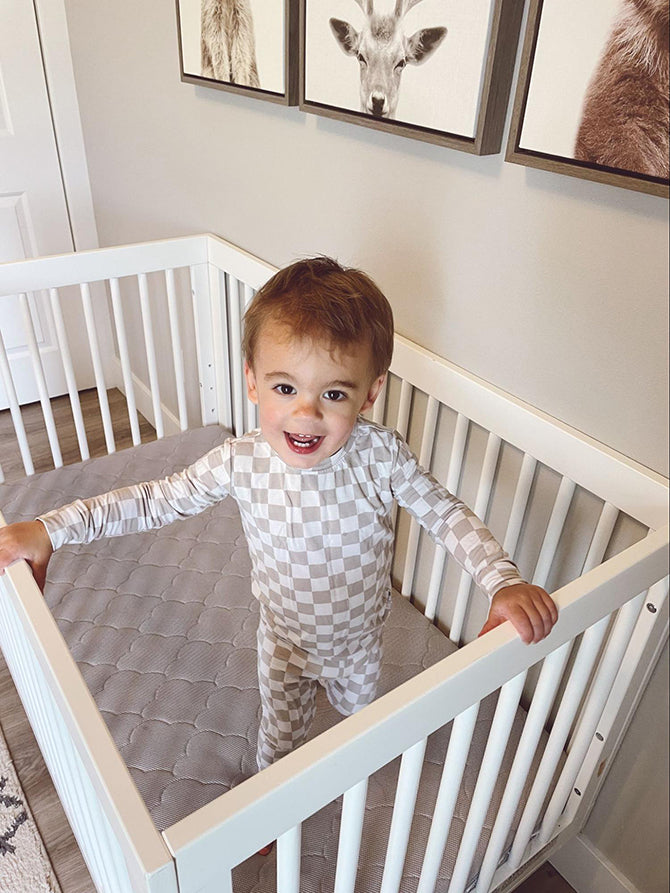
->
[390,432,524,599]
[38,441,234,550]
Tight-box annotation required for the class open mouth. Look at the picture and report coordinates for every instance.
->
[285,432,324,454]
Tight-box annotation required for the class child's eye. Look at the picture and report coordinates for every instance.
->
[324,390,346,402]
[274,384,296,396]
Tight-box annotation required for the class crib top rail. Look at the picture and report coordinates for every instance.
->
[390,335,668,532]
[0,232,275,297]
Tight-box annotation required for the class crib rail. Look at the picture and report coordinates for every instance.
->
[0,516,177,893]
[163,527,669,893]
[0,234,273,481]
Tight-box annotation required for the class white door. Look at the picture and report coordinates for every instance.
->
[0,0,86,408]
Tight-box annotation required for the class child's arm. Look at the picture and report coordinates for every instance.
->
[0,520,54,591]
[390,433,557,643]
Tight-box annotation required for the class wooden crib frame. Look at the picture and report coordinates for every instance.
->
[0,233,667,893]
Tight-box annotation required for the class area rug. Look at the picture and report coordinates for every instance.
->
[0,725,61,893]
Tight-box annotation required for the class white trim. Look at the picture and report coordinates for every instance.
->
[550,834,641,893]
[32,0,99,251]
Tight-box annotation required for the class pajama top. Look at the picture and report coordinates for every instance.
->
[39,418,524,663]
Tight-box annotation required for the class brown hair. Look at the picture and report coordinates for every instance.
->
[243,257,394,378]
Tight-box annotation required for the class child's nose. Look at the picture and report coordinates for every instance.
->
[293,395,322,419]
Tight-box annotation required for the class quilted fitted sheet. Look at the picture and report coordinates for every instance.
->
[0,425,548,891]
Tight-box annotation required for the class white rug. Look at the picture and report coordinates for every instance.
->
[0,726,61,893]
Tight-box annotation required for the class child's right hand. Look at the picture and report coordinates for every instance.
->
[0,520,53,592]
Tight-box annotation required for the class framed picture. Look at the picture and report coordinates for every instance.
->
[299,0,524,155]
[177,0,299,105]
[507,0,670,198]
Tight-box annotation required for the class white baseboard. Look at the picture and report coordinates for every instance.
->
[550,834,641,893]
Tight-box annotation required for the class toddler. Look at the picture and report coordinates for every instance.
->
[0,257,557,773]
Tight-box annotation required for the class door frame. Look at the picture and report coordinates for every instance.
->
[32,0,98,253]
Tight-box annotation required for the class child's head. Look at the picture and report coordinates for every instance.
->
[243,256,394,379]
[243,257,394,467]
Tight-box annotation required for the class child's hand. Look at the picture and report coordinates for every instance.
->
[0,521,53,592]
[479,583,558,644]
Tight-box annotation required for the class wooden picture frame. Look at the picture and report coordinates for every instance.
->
[299,0,524,155]
[506,0,669,198]
[177,0,299,106]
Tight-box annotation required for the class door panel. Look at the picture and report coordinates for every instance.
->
[0,0,92,409]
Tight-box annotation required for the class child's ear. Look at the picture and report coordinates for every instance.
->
[244,361,259,404]
[360,374,387,413]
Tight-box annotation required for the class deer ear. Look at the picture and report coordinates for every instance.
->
[330,18,359,55]
[406,27,447,65]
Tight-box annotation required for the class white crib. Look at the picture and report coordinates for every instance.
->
[0,233,667,893]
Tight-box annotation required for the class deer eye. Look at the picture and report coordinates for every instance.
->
[357,53,367,67]
[394,59,406,71]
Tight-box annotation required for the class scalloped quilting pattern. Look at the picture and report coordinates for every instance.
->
[0,426,546,890]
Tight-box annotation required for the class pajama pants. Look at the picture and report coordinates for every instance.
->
[255,610,384,770]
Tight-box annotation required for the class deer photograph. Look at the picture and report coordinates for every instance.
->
[329,0,447,119]
[303,0,496,140]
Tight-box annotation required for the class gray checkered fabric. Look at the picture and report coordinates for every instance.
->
[40,418,523,767]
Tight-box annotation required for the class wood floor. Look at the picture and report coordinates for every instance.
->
[0,390,576,893]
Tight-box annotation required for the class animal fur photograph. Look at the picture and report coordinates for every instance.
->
[177,0,292,100]
[302,0,497,139]
[509,0,669,193]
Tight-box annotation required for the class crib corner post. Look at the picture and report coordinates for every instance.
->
[190,263,222,428]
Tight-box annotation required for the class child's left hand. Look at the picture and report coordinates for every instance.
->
[479,583,558,644]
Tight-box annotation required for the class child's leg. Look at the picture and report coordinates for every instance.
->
[256,625,318,770]
[323,637,383,717]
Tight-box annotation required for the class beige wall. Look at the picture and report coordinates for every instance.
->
[62,0,669,888]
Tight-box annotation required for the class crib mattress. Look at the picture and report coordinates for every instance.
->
[0,425,545,891]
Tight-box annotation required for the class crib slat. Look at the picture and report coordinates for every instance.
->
[165,268,188,431]
[228,276,246,437]
[450,432,502,643]
[416,702,480,893]
[475,642,573,892]
[334,779,368,893]
[18,293,63,467]
[276,823,301,893]
[48,288,90,460]
[448,671,527,893]
[0,329,34,476]
[396,379,412,439]
[372,374,388,425]
[583,502,619,573]
[508,613,612,868]
[563,501,621,755]
[533,476,576,588]
[108,278,141,446]
[138,273,164,439]
[80,282,116,454]
[243,283,257,431]
[380,738,428,893]
[503,453,537,558]
[539,591,646,845]
[424,413,469,623]
[401,396,440,596]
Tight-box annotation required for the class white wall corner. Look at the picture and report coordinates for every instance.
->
[550,834,641,893]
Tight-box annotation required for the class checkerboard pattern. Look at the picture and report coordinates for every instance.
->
[40,418,523,766]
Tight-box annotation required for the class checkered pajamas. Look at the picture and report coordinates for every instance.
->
[40,419,523,768]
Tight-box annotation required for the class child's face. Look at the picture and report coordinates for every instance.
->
[245,325,386,468]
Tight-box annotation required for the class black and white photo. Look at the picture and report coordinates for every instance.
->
[300,0,524,154]
[177,0,298,104]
